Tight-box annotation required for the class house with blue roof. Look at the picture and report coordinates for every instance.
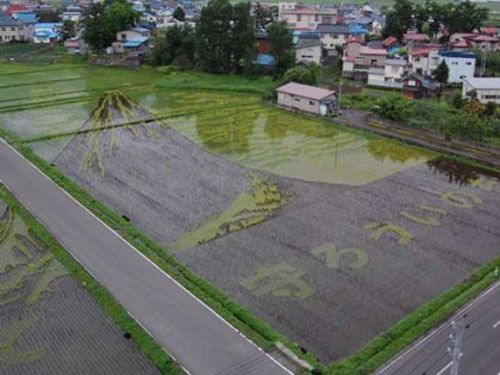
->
[438,51,476,84]
[0,14,23,43]
[112,29,150,58]
[12,11,37,41]
[33,22,62,44]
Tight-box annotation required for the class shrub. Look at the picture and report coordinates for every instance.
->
[372,94,414,122]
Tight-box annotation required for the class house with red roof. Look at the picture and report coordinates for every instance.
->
[408,47,440,76]
[466,34,499,51]
[6,4,27,15]
[382,36,397,48]
[403,32,430,44]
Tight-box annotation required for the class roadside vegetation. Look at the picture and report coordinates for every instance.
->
[371,94,500,144]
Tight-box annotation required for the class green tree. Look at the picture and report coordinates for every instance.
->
[451,91,465,110]
[151,25,195,67]
[382,0,414,40]
[484,101,497,116]
[83,0,138,50]
[444,1,488,34]
[372,94,414,122]
[280,63,320,86]
[435,60,449,83]
[441,111,493,141]
[62,19,76,39]
[231,2,257,73]
[83,3,114,50]
[267,21,295,77]
[196,0,238,73]
[107,0,139,32]
[173,6,185,21]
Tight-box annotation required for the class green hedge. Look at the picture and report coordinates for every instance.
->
[0,185,183,375]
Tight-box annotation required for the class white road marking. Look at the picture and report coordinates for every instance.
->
[493,320,500,329]
[377,281,500,374]
[436,361,452,375]
[0,139,293,375]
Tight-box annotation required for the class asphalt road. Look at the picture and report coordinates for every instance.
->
[377,281,500,375]
[0,138,291,375]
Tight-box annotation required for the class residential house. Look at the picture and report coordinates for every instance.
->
[0,14,23,43]
[279,5,337,30]
[403,32,430,45]
[368,59,409,89]
[438,51,476,84]
[462,77,500,104]
[467,34,499,51]
[113,29,150,57]
[64,36,88,54]
[13,12,37,42]
[408,47,440,76]
[276,81,336,115]
[316,23,366,49]
[256,30,270,54]
[382,36,397,49]
[359,46,386,66]
[402,73,439,99]
[33,23,62,44]
[295,38,322,65]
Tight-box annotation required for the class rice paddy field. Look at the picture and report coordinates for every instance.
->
[0,62,499,365]
[0,189,161,375]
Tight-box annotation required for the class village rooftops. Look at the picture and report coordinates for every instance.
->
[280,6,337,15]
[316,23,350,34]
[382,36,397,47]
[276,82,335,101]
[404,33,430,42]
[470,34,499,42]
[463,77,500,90]
[296,38,321,49]
[385,59,408,66]
[360,46,387,56]
[439,51,476,59]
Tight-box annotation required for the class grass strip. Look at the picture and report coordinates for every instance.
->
[0,126,322,371]
[0,184,184,375]
[327,258,500,374]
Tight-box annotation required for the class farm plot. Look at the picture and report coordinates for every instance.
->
[26,89,500,364]
[1,66,499,366]
[0,193,160,375]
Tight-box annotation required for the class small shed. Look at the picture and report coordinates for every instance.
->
[276,82,336,115]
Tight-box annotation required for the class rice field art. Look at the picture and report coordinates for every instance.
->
[169,173,291,253]
[0,194,161,375]
[79,90,162,176]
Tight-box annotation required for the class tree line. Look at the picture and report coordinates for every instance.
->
[383,0,489,40]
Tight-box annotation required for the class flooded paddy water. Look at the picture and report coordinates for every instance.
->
[1,63,499,364]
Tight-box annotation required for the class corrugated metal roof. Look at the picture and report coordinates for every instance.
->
[464,77,500,90]
[277,82,335,100]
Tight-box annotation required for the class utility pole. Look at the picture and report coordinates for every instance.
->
[447,320,464,375]
[337,78,342,115]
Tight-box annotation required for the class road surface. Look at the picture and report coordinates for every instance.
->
[377,281,500,375]
[0,138,291,375]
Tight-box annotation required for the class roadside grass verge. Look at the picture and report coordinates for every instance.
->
[155,70,275,96]
[0,126,322,371]
[0,184,184,375]
[327,258,500,374]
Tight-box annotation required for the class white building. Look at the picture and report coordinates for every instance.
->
[367,59,409,89]
[279,5,337,29]
[408,48,440,76]
[462,77,500,104]
[438,51,476,84]
[295,38,322,65]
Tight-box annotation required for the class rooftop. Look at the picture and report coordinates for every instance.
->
[277,82,335,100]
[360,46,387,56]
[464,77,500,89]
[385,59,407,66]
